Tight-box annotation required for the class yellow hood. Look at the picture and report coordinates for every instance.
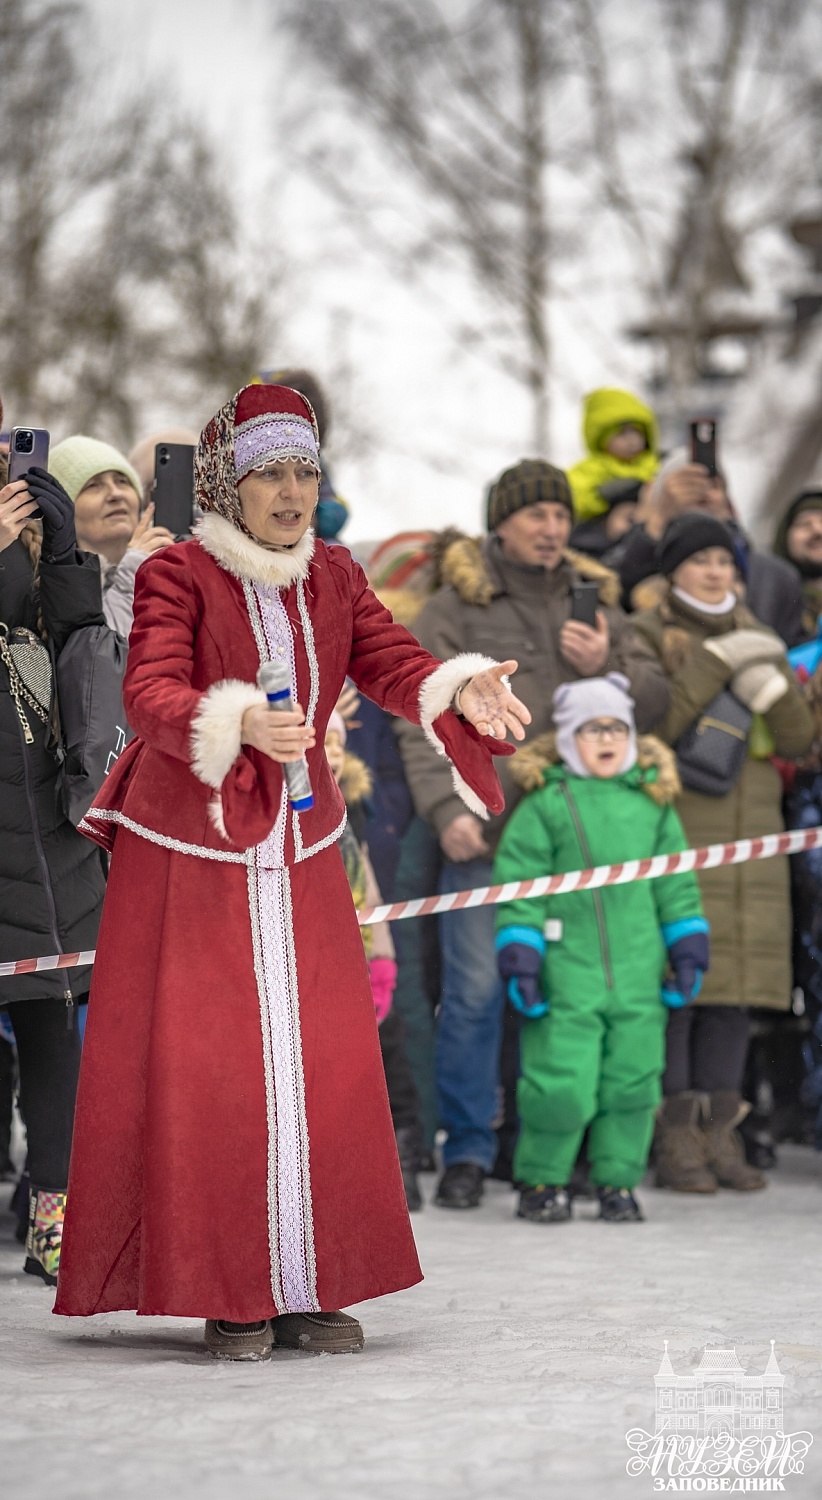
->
[582,387,659,456]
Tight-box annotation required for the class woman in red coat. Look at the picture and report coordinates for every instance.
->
[54,384,528,1359]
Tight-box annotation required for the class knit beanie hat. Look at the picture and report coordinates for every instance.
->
[49,436,142,505]
[656,511,735,578]
[773,488,822,561]
[553,673,637,779]
[486,459,573,532]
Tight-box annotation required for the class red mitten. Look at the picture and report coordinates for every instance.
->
[217,749,285,848]
[431,710,515,817]
[369,956,397,1024]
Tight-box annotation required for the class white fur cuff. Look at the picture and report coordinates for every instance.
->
[418,653,498,748]
[419,653,499,820]
[190,679,267,789]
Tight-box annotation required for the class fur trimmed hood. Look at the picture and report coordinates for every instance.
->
[436,532,621,609]
[510,730,680,805]
[194,512,315,589]
[338,751,373,807]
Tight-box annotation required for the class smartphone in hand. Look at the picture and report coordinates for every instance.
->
[152,443,195,537]
[8,426,50,485]
[570,581,600,628]
[689,418,717,477]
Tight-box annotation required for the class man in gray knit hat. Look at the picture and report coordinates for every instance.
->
[396,458,669,1209]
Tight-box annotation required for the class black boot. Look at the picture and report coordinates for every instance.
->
[517,1185,571,1223]
[394,1124,423,1212]
[435,1162,484,1209]
[597,1186,644,1223]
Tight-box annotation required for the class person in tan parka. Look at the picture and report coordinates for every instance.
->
[631,513,813,1195]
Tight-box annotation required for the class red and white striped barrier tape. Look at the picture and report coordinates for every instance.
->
[1,825,821,977]
[0,949,98,979]
[357,823,822,926]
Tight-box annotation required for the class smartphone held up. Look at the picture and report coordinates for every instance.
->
[6,427,50,519]
[152,443,195,537]
[689,417,717,478]
[569,580,600,628]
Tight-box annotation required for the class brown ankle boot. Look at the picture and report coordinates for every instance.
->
[655,1092,718,1193]
[273,1310,364,1353]
[703,1092,767,1190]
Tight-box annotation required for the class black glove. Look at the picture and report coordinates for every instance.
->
[25,467,77,563]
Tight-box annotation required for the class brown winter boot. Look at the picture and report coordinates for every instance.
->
[655,1093,718,1193]
[703,1092,767,1190]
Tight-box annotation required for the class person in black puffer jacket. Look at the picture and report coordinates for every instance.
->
[0,456,108,1286]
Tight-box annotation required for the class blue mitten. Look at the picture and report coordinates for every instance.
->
[661,920,710,1009]
[496,926,548,1019]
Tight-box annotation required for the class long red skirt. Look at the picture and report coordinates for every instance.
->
[54,830,422,1321]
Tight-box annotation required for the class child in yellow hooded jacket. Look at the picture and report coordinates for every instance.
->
[569,388,660,523]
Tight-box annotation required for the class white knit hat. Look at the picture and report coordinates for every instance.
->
[553,673,637,778]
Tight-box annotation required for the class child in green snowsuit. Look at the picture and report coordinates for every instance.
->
[568,387,660,523]
[493,674,708,1224]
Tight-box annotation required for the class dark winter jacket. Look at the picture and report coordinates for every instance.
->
[395,532,670,850]
[605,523,805,647]
[0,538,108,1004]
[345,695,414,901]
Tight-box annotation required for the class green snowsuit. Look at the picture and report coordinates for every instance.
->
[493,737,704,1189]
[568,388,660,524]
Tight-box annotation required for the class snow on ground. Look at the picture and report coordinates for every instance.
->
[1,1152,821,1500]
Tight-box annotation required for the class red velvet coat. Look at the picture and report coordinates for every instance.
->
[55,517,507,1322]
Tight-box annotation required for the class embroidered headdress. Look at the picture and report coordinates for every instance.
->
[194,384,321,539]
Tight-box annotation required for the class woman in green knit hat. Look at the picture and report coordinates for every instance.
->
[49,436,173,637]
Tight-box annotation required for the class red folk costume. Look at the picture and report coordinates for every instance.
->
[55,386,510,1323]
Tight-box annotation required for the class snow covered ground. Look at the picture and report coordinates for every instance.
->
[1,1152,820,1500]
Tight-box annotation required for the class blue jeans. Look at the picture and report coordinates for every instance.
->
[436,858,505,1170]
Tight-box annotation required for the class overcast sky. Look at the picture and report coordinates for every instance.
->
[86,0,651,542]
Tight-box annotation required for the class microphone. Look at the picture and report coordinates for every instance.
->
[256,662,314,813]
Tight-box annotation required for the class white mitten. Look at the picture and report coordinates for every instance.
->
[732,662,789,713]
[703,628,786,672]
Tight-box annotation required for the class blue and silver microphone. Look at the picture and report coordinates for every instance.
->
[256,661,314,812]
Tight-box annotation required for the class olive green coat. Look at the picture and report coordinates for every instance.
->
[632,593,813,1010]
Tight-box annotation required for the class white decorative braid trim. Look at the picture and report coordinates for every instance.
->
[418,653,498,751]
[418,653,499,820]
[291,580,321,856]
[190,679,265,791]
[78,808,249,862]
[293,808,348,863]
[295,581,320,726]
[247,860,319,1314]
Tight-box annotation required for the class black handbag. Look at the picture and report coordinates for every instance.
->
[674,688,752,797]
[55,624,131,825]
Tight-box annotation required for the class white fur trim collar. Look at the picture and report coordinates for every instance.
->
[194,513,315,588]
